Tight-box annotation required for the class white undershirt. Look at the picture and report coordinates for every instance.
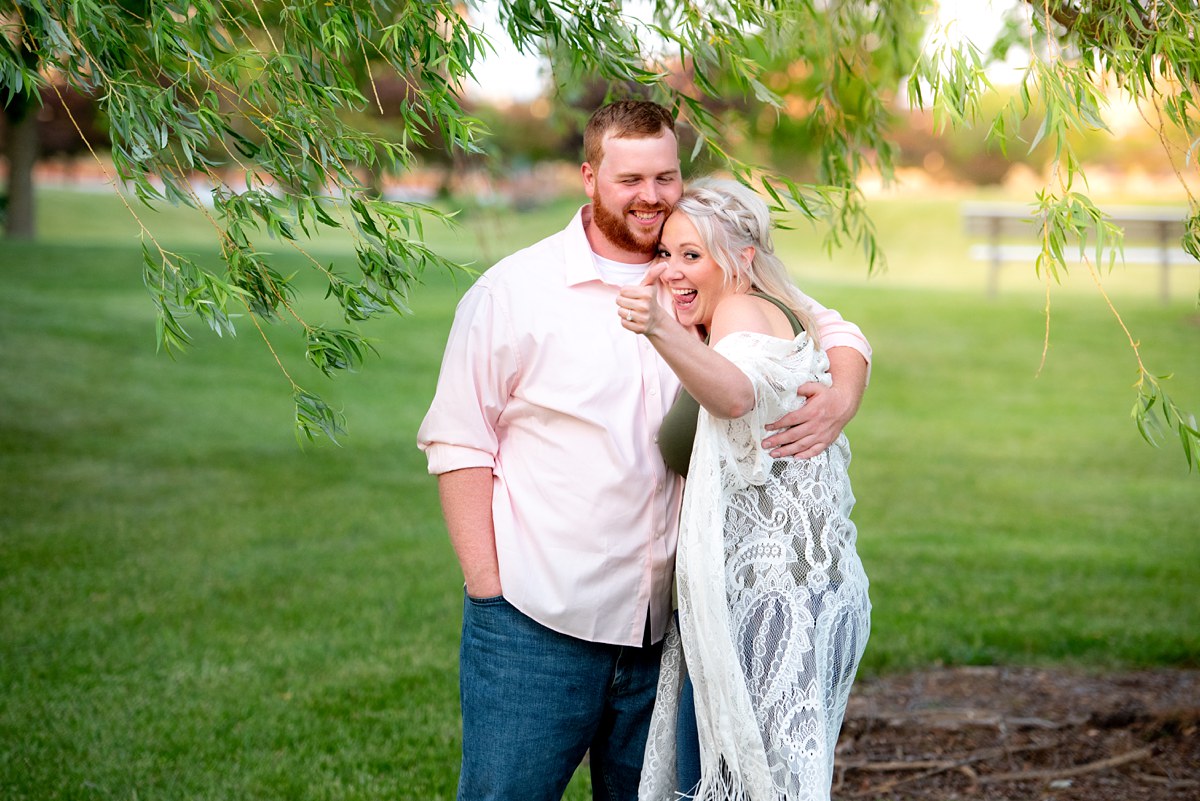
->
[593,253,651,286]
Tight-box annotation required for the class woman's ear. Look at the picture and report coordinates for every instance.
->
[734,247,755,291]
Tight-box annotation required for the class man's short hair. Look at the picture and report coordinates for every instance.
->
[584,101,676,168]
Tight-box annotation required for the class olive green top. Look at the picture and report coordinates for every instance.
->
[657,293,806,478]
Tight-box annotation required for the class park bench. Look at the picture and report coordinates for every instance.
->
[962,202,1194,303]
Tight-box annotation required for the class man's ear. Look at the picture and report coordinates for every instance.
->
[581,162,597,199]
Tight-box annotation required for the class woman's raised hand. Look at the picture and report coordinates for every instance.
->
[616,262,669,336]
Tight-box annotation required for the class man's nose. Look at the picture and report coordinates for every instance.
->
[637,181,659,205]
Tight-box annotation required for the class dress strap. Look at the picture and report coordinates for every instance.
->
[749,292,805,336]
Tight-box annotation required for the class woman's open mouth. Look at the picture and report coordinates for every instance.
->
[671,287,698,310]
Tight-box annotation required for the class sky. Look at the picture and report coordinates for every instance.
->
[463,2,545,103]
[463,0,1025,104]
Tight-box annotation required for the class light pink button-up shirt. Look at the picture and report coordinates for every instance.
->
[418,206,871,647]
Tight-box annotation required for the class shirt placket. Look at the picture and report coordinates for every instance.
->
[635,333,677,643]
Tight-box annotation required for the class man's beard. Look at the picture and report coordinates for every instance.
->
[592,193,668,257]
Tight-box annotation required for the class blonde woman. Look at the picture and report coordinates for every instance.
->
[617,178,871,801]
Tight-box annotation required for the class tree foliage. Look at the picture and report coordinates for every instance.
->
[1,0,1196,468]
[4,0,491,441]
[913,0,1199,469]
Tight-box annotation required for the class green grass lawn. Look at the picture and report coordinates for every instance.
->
[1,187,1197,800]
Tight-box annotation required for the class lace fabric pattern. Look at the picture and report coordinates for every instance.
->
[639,331,871,801]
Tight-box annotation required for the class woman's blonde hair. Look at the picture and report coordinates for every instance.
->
[670,177,817,346]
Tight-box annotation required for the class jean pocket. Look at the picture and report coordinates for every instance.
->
[465,591,505,606]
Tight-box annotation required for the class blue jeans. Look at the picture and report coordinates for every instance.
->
[676,671,701,795]
[457,592,663,801]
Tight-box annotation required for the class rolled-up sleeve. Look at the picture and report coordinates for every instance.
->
[796,290,872,381]
[417,276,519,475]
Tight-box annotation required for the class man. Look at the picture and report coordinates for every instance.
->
[417,100,870,801]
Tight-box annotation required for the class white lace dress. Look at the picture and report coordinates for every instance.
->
[639,330,871,801]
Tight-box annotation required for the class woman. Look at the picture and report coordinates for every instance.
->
[617,178,870,801]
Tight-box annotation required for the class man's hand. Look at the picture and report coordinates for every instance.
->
[762,347,867,459]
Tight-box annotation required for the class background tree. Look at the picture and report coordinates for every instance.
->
[1,76,106,225]
[914,0,1199,468]
[0,0,1195,467]
[1,11,41,238]
[3,0,491,441]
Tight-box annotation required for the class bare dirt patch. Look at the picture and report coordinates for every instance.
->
[835,666,1199,800]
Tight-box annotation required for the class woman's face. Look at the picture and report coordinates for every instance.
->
[656,213,739,329]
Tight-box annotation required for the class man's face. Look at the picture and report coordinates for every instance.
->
[582,132,682,260]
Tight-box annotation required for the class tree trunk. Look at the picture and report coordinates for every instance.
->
[4,103,39,240]
[3,22,40,240]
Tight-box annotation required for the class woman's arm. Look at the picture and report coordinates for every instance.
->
[617,270,773,419]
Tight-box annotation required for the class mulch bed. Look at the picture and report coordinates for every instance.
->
[835,666,1200,800]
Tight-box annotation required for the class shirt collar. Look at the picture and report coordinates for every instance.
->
[562,204,653,288]
[562,205,602,287]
